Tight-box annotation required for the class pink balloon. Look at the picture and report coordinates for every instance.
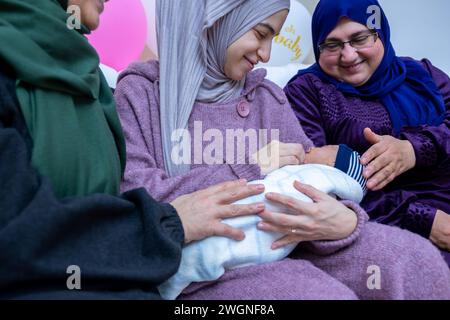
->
[87,0,147,71]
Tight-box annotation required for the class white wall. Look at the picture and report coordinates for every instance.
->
[379,0,450,75]
[298,0,450,75]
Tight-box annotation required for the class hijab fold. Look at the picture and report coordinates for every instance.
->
[0,0,125,198]
[157,0,290,176]
[288,0,445,135]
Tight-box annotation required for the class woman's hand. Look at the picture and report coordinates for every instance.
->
[171,179,265,244]
[251,140,305,175]
[361,128,416,191]
[305,145,339,167]
[430,210,450,251]
[256,181,358,249]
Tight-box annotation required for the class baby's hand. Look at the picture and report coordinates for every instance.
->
[251,140,305,175]
[305,145,339,167]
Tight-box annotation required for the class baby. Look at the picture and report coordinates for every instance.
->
[159,145,366,299]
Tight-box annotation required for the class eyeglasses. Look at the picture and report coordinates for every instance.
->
[318,31,379,56]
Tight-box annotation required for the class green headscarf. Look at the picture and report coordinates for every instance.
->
[0,0,126,198]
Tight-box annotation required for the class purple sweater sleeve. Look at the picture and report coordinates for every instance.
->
[115,75,262,203]
[277,88,315,152]
[399,59,450,169]
[284,76,328,147]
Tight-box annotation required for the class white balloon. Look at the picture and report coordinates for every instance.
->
[263,63,311,88]
[141,0,158,58]
[261,0,312,67]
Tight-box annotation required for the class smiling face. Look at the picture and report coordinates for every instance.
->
[318,18,385,87]
[68,0,108,31]
[223,9,289,81]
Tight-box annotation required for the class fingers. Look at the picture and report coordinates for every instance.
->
[200,179,248,197]
[363,152,390,179]
[264,192,311,215]
[255,141,306,174]
[361,129,386,165]
[256,221,303,249]
[279,143,305,163]
[293,181,328,202]
[363,128,382,145]
[257,219,305,236]
[212,182,265,203]
[218,202,265,219]
[258,209,311,228]
[361,142,387,166]
[366,162,395,190]
[213,223,246,241]
[271,235,302,250]
[367,168,397,191]
[279,155,300,167]
[257,220,287,233]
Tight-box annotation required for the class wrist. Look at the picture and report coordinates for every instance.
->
[430,210,450,249]
[170,197,191,244]
[305,146,338,167]
[340,206,358,239]
[403,139,417,170]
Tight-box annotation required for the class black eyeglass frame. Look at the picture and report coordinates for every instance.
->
[318,30,379,54]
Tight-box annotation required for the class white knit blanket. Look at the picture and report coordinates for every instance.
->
[158,164,364,300]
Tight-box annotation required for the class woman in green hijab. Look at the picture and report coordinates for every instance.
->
[0,0,266,299]
[3,0,124,198]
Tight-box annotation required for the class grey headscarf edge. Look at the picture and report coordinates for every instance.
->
[157,0,290,177]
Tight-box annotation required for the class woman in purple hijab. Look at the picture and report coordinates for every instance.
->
[285,0,450,265]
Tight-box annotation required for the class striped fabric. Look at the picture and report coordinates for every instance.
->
[335,144,367,192]
[346,150,367,192]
